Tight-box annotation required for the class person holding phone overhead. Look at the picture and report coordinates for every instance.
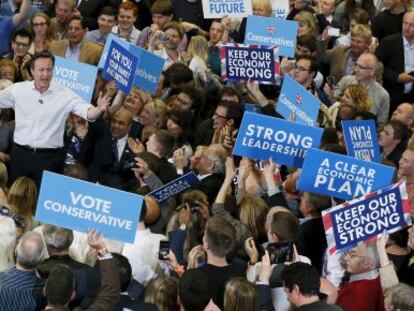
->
[245,210,312,311]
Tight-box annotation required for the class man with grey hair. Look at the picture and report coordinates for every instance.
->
[36,225,89,279]
[332,53,390,126]
[193,144,226,204]
[336,242,385,311]
[0,231,47,310]
[385,283,414,311]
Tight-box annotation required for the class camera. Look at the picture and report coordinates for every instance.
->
[266,241,293,264]
[159,240,170,260]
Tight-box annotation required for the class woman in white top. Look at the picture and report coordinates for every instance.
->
[185,35,209,74]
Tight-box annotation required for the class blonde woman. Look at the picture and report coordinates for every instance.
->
[239,195,269,243]
[224,278,259,311]
[145,276,179,311]
[0,215,16,272]
[294,11,319,38]
[186,35,208,74]
[138,99,168,142]
[8,177,38,232]
[29,12,53,53]
[321,85,372,128]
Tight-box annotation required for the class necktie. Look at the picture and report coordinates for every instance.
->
[111,138,119,162]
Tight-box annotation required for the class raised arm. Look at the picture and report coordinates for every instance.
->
[13,0,31,27]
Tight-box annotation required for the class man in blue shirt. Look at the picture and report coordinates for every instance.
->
[0,0,31,56]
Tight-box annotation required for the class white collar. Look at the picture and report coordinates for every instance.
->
[198,173,212,180]
[403,36,414,48]
[349,269,378,282]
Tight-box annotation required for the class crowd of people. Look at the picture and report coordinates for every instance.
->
[0,0,414,310]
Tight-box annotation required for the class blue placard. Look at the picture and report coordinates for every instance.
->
[130,45,165,94]
[276,76,320,126]
[342,120,381,163]
[52,56,98,103]
[297,149,395,200]
[244,15,298,58]
[233,112,323,167]
[323,182,411,252]
[222,45,278,84]
[98,34,165,94]
[35,171,143,243]
[149,172,200,203]
[244,102,260,112]
[103,40,138,94]
[98,33,129,70]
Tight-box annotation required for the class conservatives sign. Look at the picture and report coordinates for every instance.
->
[53,56,98,103]
[244,15,297,57]
[233,112,323,167]
[276,76,320,126]
[35,171,143,243]
[297,149,395,200]
[323,181,411,253]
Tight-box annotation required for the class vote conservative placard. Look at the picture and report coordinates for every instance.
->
[297,148,395,200]
[342,120,381,163]
[103,40,138,94]
[244,15,297,57]
[35,171,143,243]
[221,44,279,84]
[233,112,323,167]
[276,76,320,126]
[202,0,252,18]
[53,56,98,103]
[149,172,200,203]
[323,181,411,254]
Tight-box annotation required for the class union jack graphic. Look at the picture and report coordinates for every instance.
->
[266,25,276,34]
[295,94,303,105]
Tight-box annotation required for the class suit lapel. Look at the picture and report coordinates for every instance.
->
[78,41,88,63]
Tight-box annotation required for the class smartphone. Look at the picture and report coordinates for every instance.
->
[159,240,170,260]
[266,241,293,264]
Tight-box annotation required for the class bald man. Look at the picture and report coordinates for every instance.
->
[85,108,137,190]
[391,102,414,130]
[333,53,390,126]
[377,11,414,112]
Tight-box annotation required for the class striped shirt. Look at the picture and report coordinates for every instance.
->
[0,267,46,311]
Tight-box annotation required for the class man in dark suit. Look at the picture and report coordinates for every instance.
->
[42,230,120,311]
[113,253,157,311]
[145,129,178,184]
[296,192,331,274]
[192,144,226,204]
[37,225,90,279]
[84,108,137,191]
[376,11,414,114]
